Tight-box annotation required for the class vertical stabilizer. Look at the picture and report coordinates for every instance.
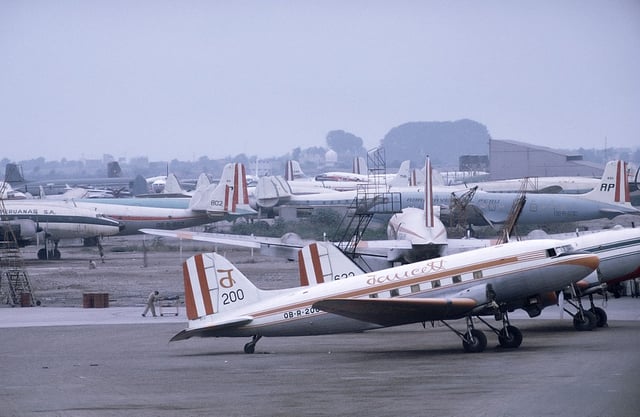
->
[388,160,411,188]
[298,242,363,286]
[583,160,632,205]
[182,252,265,320]
[4,163,25,184]
[107,161,122,178]
[424,157,434,228]
[352,157,367,175]
[189,163,253,214]
[194,173,211,191]
[284,160,306,181]
[163,173,183,194]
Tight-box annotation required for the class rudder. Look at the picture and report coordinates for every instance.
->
[584,160,631,204]
[182,252,265,320]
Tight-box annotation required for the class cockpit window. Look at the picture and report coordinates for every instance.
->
[548,244,574,257]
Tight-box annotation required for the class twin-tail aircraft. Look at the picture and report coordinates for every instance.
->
[172,238,598,354]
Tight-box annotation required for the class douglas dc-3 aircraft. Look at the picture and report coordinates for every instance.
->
[526,226,640,330]
[172,238,598,353]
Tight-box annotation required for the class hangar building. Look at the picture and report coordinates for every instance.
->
[489,139,604,180]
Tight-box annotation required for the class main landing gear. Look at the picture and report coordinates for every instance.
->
[37,239,61,260]
[441,316,488,353]
[562,284,608,331]
[440,309,523,353]
[244,335,262,354]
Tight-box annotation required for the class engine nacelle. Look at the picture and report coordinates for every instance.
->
[0,219,38,244]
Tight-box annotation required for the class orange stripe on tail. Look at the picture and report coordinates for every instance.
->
[183,261,198,320]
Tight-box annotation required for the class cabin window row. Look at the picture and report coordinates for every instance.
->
[368,270,484,299]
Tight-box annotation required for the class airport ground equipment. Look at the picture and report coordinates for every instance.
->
[0,186,36,306]
[158,295,180,316]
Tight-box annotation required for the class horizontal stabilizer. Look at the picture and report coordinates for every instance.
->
[170,317,253,341]
[313,297,478,327]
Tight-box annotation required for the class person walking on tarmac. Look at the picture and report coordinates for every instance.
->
[142,290,160,317]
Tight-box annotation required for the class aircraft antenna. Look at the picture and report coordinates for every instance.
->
[0,182,37,307]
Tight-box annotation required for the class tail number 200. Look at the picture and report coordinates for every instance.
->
[222,289,245,305]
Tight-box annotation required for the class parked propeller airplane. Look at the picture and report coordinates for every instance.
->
[253,160,639,228]
[172,238,598,354]
[143,159,640,335]
[70,163,255,235]
[282,159,412,193]
[0,163,253,259]
[0,200,123,259]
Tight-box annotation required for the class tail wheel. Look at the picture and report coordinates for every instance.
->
[243,342,256,354]
[498,325,523,348]
[462,329,487,353]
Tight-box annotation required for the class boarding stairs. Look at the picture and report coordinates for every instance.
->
[332,148,402,262]
[0,190,36,306]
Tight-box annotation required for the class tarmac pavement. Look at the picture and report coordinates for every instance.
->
[1,298,639,417]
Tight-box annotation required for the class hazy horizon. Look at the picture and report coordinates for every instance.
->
[2,1,639,162]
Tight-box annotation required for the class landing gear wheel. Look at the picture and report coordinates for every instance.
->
[462,329,487,353]
[498,325,523,348]
[52,249,61,259]
[37,249,46,260]
[243,342,256,354]
[590,307,608,328]
[243,335,262,354]
[573,310,597,331]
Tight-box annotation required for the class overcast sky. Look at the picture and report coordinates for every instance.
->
[1,1,639,162]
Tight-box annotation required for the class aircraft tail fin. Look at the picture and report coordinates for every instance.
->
[352,157,367,175]
[408,163,445,187]
[298,242,364,286]
[194,173,211,190]
[182,252,267,320]
[131,175,149,196]
[284,160,306,181]
[388,160,411,188]
[583,160,632,205]
[189,163,252,214]
[107,161,122,178]
[255,175,292,208]
[163,173,183,194]
[424,157,434,228]
[4,163,25,184]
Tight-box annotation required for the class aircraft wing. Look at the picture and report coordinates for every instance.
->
[313,297,478,327]
[141,228,413,256]
[170,316,253,341]
[140,229,263,249]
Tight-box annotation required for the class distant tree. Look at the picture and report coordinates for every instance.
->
[326,130,366,166]
[380,119,490,168]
